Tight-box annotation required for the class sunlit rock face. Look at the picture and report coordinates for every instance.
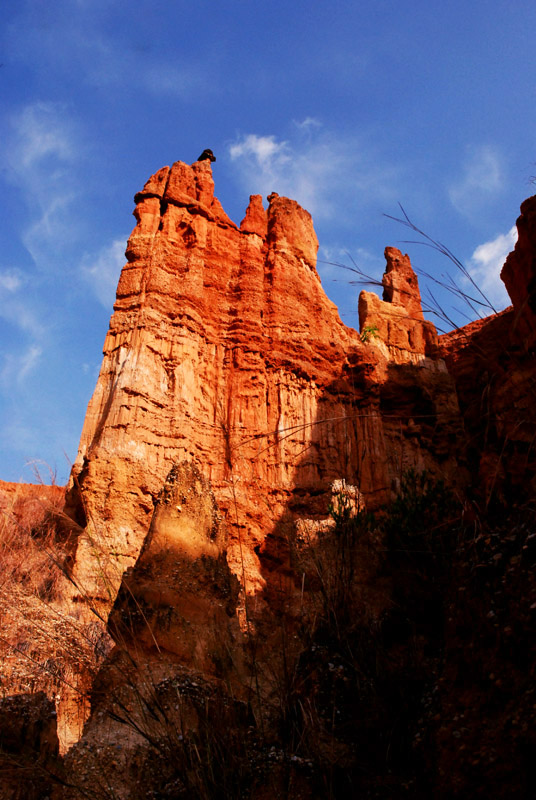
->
[358,246,440,366]
[108,460,241,677]
[65,159,464,612]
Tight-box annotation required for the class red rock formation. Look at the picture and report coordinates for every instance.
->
[357,247,465,494]
[359,246,440,365]
[4,173,536,798]
[65,160,463,617]
[500,194,536,348]
[109,461,241,676]
[440,195,536,503]
[57,462,245,799]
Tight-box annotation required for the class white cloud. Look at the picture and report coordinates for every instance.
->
[449,145,503,216]
[4,303,45,340]
[228,124,401,221]
[229,135,291,168]
[0,270,24,292]
[81,238,127,308]
[0,265,46,390]
[0,268,44,340]
[133,62,212,99]
[3,102,81,269]
[0,298,46,389]
[0,344,43,387]
[15,102,75,169]
[293,117,322,132]
[22,192,78,267]
[18,345,43,380]
[467,225,517,310]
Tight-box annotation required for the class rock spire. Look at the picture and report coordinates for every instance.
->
[65,159,463,613]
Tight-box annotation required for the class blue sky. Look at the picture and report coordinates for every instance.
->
[1,0,535,484]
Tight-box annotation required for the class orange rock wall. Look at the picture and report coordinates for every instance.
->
[66,160,463,609]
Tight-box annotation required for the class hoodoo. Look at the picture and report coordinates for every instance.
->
[64,158,463,614]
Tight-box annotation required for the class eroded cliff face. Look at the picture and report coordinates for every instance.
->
[64,159,463,615]
[59,463,245,800]
[109,461,241,677]
[440,194,536,503]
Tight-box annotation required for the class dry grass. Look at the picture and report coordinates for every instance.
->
[0,489,65,601]
[0,483,109,757]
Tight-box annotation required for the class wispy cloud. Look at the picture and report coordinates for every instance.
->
[81,238,127,308]
[449,145,504,217]
[0,266,43,339]
[0,262,46,387]
[15,102,75,168]
[18,344,43,381]
[293,117,322,133]
[3,102,80,269]
[0,104,80,403]
[467,225,517,310]
[230,134,291,170]
[0,270,24,293]
[2,302,45,341]
[0,344,43,387]
[122,61,214,99]
[228,123,401,221]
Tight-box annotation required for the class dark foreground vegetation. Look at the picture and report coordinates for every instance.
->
[2,471,535,799]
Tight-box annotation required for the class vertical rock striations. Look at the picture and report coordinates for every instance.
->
[66,159,463,612]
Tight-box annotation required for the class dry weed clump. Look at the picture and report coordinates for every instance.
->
[0,495,64,602]
[0,484,109,755]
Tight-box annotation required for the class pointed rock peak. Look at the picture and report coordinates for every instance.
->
[384,246,412,274]
[266,193,319,269]
[191,157,214,181]
[134,166,170,202]
[209,196,237,228]
[382,246,423,317]
[164,159,215,208]
[240,194,267,237]
[358,246,439,361]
